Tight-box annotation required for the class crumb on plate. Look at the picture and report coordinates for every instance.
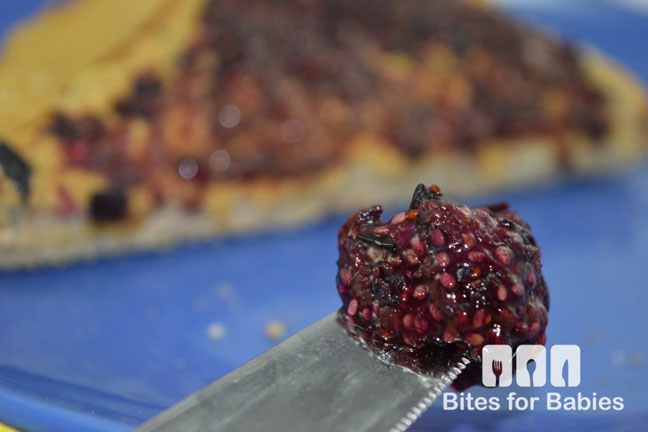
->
[206,321,226,341]
[264,320,286,340]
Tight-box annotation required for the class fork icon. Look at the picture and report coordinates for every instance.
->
[492,359,503,387]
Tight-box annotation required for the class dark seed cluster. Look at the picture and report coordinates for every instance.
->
[336,184,549,388]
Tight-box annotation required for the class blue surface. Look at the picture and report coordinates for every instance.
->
[1,1,647,431]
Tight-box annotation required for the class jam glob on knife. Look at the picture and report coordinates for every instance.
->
[336,184,549,388]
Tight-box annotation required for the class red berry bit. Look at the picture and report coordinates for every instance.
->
[468,251,486,262]
[440,272,456,289]
[435,251,450,267]
[336,184,549,389]
[495,246,512,265]
[402,314,415,329]
[339,268,352,286]
[497,285,508,301]
[347,299,358,316]
[413,285,428,300]
[430,229,445,247]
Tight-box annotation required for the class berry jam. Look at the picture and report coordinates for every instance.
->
[336,184,549,388]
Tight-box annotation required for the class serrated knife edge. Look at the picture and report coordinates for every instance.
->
[138,312,470,432]
[389,355,471,432]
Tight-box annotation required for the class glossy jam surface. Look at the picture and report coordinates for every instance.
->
[336,184,549,388]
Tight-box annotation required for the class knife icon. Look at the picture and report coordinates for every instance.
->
[137,311,470,432]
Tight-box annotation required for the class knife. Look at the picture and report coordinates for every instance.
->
[136,311,471,432]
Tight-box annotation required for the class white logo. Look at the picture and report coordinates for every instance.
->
[482,344,580,387]
[443,344,624,412]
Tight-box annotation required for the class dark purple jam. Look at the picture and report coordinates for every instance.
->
[336,184,549,388]
[89,189,127,222]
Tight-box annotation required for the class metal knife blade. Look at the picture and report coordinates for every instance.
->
[137,311,471,432]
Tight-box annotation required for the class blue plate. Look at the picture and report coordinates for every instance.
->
[0,1,647,431]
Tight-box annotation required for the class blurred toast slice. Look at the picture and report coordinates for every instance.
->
[0,0,645,268]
